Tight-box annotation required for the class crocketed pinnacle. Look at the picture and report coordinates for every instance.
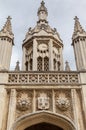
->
[72,16,86,39]
[65,61,71,71]
[15,61,20,71]
[0,16,13,35]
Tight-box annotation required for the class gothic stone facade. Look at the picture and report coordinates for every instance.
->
[0,1,86,130]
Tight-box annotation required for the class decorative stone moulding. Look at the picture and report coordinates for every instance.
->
[17,92,31,111]
[56,96,70,111]
[8,72,79,84]
[37,93,50,110]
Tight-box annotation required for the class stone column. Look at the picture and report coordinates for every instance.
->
[7,89,16,130]
[22,47,26,70]
[6,42,13,70]
[71,89,85,130]
[49,39,53,71]
[6,41,12,70]
[33,90,36,112]
[1,40,7,69]
[0,87,7,130]
[82,40,86,68]
[79,40,86,70]
[0,38,13,70]
[80,72,86,125]
[73,43,79,70]
[0,38,4,69]
[60,47,64,70]
[81,86,86,124]
[52,90,55,113]
[75,42,82,70]
[33,39,38,71]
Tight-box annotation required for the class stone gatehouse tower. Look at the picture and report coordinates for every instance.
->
[0,1,86,130]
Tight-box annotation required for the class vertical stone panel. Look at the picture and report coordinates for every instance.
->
[22,47,26,71]
[79,40,86,70]
[49,39,53,71]
[7,89,16,130]
[81,86,86,125]
[76,41,82,70]
[71,89,85,130]
[0,87,7,130]
[33,39,38,71]
[60,47,64,70]
[33,90,36,112]
[6,41,13,70]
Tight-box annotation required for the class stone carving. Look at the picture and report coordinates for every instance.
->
[38,93,49,110]
[29,74,38,83]
[17,92,31,111]
[39,74,48,83]
[8,72,79,84]
[49,74,58,83]
[56,96,70,111]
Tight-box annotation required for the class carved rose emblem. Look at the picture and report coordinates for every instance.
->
[17,93,31,111]
[56,97,70,111]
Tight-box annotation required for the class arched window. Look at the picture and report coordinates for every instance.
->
[54,59,57,70]
[25,61,28,71]
[37,57,42,71]
[44,57,49,71]
[58,61,60,71]
[30,59,33,70]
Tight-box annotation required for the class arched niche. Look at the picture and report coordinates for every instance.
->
[11,111,76,130]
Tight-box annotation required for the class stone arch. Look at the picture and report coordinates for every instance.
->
[11,111,76,130]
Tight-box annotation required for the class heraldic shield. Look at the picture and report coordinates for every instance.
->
[38,93,50,110]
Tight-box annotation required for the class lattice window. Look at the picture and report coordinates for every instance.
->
[44,57,49,71]
[37,57,42,71]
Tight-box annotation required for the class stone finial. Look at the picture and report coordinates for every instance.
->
[15,61,20,71]
[72,16,86,39]
[41,0,45,6]
[38,0,48,14]
[0,16,13,35]
[37,0,48,20]
[65,61,71,71]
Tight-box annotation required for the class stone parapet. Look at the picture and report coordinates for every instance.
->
[8,71,79,85]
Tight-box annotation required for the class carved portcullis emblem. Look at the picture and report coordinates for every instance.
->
[56,94,70,111]
[38,93,49,110]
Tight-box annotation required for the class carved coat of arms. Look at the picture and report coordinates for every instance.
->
[38,93,49,110]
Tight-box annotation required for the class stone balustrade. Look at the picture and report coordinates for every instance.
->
[8,71,79,84]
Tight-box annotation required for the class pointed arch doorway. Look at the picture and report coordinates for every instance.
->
[25,122,63,130]
[11,111,76,130]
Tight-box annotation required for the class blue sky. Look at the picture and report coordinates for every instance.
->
[0,0,86,70]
